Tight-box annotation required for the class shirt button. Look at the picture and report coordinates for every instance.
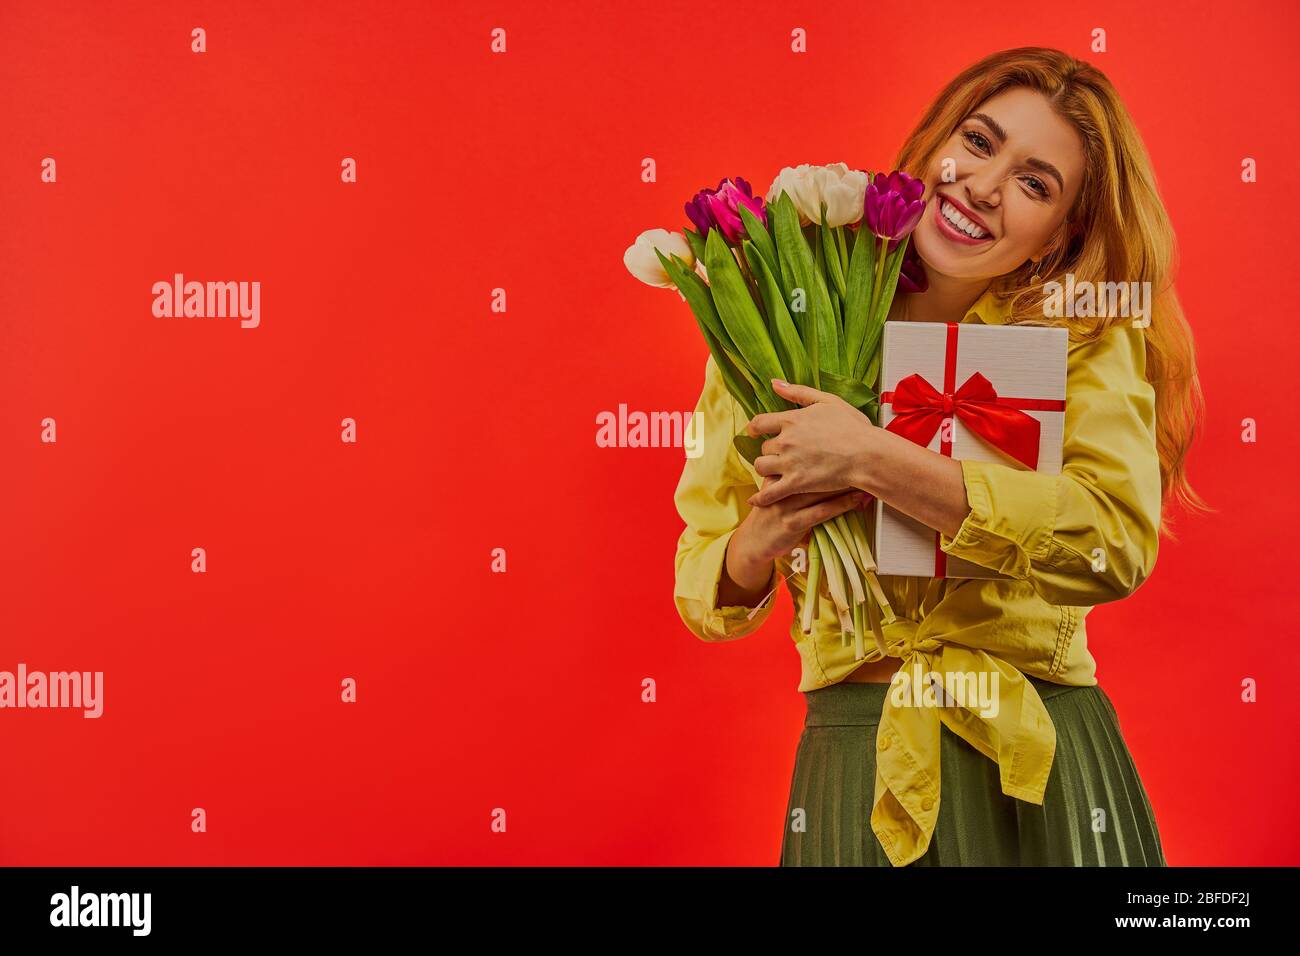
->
[878,737,890,752]
[921,796,935,812]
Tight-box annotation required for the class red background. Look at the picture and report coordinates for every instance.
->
[1,0,1296,866]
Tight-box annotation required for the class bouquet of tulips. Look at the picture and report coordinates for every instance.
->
[625,163,927,660]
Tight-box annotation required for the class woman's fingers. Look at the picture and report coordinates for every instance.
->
[788,488,852,508]
[795,490,866,531]
[750,487,859,511]
[748,475,797,507]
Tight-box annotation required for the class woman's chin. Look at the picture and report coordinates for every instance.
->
[914,227,1005,282]
[912,235,968,280]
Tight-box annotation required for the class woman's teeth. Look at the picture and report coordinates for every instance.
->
[940,199,991,240]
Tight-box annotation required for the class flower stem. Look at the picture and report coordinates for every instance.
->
[842,509,896,624]
[837,510,870,570]
[873,233,889,306]
[864,570,896,626]
[812,525,851,635]
[801,535,822,634]
[864,585,889,659]
[822,519,865,605]
[852,599,865,660]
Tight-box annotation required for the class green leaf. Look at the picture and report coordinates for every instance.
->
[822,265,845,375]
[739,204,778,279]
[842,226,876,377]
[706,328,761,421]
[723,343,784,414]
[656,249,730,348]
[818,368,878,413]
[772,193,842,379]
[739,243,778,341]
[820,205,847,301]
[857,236,910,381]
[746,240,811,387]
[802,279,820,388]
[832,287,842,369]
[732,433,765,465]
[769,199,820,385]
[657,252,764,421]
[864,350,882,393]
[683,228,706,264]
[703,228,786,389]
[654,249,773,422]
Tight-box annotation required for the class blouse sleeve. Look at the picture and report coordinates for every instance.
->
[672,354,780,641]
[937,323,1163,606]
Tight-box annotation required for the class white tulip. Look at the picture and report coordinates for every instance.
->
[765,162,869,228]
[623,229,694,288]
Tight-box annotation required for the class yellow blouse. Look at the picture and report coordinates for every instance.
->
[671,288,1163,866]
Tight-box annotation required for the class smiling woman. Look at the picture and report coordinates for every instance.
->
[672,46,1205,867]
[903,85,1087,322]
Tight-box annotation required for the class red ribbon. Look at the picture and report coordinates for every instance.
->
[878,323,1065,576]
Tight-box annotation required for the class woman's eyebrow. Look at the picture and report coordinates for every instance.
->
[1026,157,1065,192]
[969,112,1006,142]
[968,112,1066,193]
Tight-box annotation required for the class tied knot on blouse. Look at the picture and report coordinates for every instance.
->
[867,614,1057,867]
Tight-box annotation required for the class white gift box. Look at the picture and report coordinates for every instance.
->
[873,320,1068,578]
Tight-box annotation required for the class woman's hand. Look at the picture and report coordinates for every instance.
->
[744,378,880,507]
[741,377,973,539]
[720,485,870,605]
[738,486,871,567]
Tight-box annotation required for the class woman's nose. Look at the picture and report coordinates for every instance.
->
[961,168,1003,209]
[962,179,999,209]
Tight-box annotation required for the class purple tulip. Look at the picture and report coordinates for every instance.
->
[685,177,766,243]
[897,240,929,294]
[862,170,926,241]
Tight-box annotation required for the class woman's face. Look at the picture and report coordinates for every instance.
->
[911,86,1086,282]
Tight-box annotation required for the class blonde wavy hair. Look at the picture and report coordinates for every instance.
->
[895,46,1209,536]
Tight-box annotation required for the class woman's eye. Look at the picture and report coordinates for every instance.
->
[1023,176,1049,197]
[962,130,990,153]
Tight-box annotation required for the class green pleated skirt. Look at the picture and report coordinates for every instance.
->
[780,675,1166,866]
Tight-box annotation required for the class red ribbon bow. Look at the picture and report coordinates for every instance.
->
[883,369,1042,469]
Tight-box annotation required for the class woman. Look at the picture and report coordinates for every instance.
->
[671,47,1205,866]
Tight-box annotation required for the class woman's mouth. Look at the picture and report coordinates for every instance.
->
[934,195,993,245]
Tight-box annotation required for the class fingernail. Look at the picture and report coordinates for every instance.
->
[772,378,787,387]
